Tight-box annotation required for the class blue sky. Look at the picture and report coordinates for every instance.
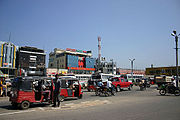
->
[0,0,180,69]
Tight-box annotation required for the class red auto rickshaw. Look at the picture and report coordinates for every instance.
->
[10,76,54,109]
[60,78,83,100]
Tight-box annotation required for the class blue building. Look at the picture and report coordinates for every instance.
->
[49,48,96,74]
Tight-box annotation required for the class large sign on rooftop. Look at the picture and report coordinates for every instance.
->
[66,48,91,54]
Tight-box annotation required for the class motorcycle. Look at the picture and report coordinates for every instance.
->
[139,83,146,91]
[159,84,180,96]
[95,87,103,96]
[95,86,116,97]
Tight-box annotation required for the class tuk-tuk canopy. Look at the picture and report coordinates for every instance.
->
[12,76,53,91]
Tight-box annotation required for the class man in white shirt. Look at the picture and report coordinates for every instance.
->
[107,80,112,88]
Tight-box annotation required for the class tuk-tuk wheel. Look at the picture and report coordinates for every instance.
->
[21,101,30,110]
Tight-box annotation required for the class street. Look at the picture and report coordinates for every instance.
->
[0,85,180,120]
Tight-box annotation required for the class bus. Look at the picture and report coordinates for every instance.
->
[75,74,91,88]
[121,74,144,82]
[91,73,114,82]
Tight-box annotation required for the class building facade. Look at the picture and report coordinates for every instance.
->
[48,48,96,74]
[98,61,117,74]
[16,46,46,76]
[145,66,180,76]
[0,41,17,78]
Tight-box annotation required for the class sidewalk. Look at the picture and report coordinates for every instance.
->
[0,96,9,101]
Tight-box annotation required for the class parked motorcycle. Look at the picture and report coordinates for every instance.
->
[159,84,180,96]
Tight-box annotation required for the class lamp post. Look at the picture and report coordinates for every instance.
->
[171,30,180,88]
[129,59,135,81]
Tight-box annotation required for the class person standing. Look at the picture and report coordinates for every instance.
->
[107,80,112,93]
[53,74,61,107]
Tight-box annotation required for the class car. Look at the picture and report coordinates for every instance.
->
[110,77,133,92]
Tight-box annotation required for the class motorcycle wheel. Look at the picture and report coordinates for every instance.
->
[174,90,180,96]
[112,90,116,96]
[104,91,109,97]
[95,89,99,96]
[140,86,144,91]
[159,89,166,96]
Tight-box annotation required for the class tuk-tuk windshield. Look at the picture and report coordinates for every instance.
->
[92,75,101,79]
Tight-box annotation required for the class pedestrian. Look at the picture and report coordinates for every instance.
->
[53,74,61,107]
[107,80,113,93]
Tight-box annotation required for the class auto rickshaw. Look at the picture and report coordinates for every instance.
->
[9,76,54,109]
[60,78,83,100]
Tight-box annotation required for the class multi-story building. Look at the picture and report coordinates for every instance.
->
[0,41,17,78]
[98,61,117,74]
[48,48,96,74]
[16,46,46,76]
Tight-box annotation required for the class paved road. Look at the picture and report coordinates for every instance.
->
[0,85,180,120]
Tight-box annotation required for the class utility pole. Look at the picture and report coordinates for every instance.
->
[98,36,101,72]
[129,59,135,81]
[171,30,180,87]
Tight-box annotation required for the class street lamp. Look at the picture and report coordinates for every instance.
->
[171,30,180,88]
[129,59,135,81]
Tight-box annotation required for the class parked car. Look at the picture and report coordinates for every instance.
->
[110,77,133,92]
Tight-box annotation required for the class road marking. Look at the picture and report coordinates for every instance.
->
[38,107,45,111]
[81,101,91,104]
[64,103,75,106]
[0,110,35,116]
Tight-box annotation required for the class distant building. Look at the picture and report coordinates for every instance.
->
[0,41,17,78]
[48,48,96,74]
[16,46,46,76]
[116,68,145,75]
[97,61,117,74]
[145,66,180,76]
